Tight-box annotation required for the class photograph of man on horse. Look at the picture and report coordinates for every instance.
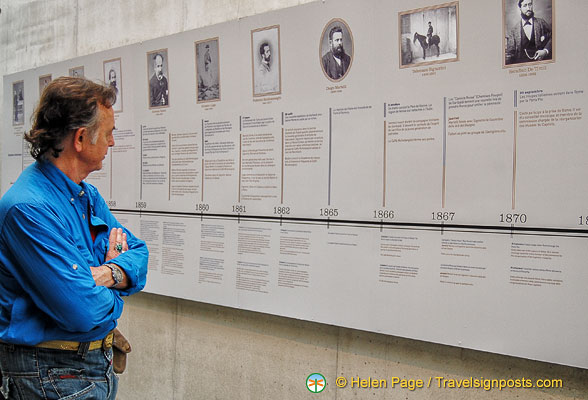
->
[414,21,441,59]
[400,2,458,67]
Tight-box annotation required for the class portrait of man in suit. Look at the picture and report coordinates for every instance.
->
[504,0,553,66]
[104,58,123,112]
[251,25,281,97]
[320,19,354,82]
[147,50,170,108]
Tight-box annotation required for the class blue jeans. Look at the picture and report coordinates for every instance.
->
[0,342,117,399]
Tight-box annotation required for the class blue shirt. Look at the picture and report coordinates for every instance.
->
[0,161,148,345]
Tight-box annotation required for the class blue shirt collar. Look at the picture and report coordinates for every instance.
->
[36,160,89,202]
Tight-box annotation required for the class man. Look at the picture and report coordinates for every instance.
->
[203,44,212,67]
[322,26,351,81]
[259,42,271,75]
[505,0,552,65]
[108,68,121,112]
[254,42,278,94]
[149,53,169,106]
[0,77,148,399]
[427,22,434,47]
[108,68,119,96]
[198,45,218,101]
[12,89,18,124]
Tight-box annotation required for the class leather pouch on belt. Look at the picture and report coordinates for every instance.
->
[112,328,132,374]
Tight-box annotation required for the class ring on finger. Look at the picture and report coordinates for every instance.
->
[115,243,123,253]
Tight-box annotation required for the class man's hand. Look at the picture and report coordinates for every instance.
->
[91,228,129,288]
[106,227,128,262]
[534,49,548,60]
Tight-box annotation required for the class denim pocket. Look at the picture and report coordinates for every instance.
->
[1,374,10,399]
[47,368,96,399]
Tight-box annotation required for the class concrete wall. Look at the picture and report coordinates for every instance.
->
[1,1,587,399]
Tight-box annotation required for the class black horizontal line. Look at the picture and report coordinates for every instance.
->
[110,208,588,236]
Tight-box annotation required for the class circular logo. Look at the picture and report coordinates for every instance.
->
[306,373,326,393]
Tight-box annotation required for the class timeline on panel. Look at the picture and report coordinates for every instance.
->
[3,0,588,369]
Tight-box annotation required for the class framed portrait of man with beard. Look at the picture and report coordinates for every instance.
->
[251,25,281,97]
[503,0,554,67]
[104,58,123,113]
[320,18,354,82]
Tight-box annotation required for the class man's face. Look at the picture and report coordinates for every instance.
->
[262,46,271,63]
[519,0,534,18]
[331,32,344,56]
[80,105,115,173]
[154,56,164,80]
[109,70,116,85]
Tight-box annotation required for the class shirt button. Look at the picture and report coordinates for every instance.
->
[70,198,74,203]
[72,264,78,270]
[82,214,86,219]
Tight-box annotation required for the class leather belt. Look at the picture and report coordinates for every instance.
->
[34,331,113,351]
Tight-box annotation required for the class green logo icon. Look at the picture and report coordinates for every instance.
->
[306,373,326,393]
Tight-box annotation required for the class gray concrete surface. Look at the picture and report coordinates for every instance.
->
[117,292,588,399]
[1,0,587,399]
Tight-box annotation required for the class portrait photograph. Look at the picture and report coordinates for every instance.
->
[147,48,170,108]
[399,2,459,68]
[104,58,123,113]
[319,18,354,82]
[195,37,220,103]
[12,81,24,126]
[69,66,84,77]
[251,25,281,97]
[39,74,52,96]
[503,0,554,67]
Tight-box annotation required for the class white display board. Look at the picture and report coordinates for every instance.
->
[3,0,587,368]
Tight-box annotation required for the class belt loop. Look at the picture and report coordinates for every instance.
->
[0,342,15,353]
[77,342,90,359]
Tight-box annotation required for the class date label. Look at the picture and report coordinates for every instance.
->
[274,206,291,215]
[195,204,210,212]
[373,209,395,219]
[232,205,246,213]
[432,211,455,221]
[320,208,338,217]
[500,213,527,224]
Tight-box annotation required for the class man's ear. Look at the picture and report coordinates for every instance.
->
[73,127,87,152]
